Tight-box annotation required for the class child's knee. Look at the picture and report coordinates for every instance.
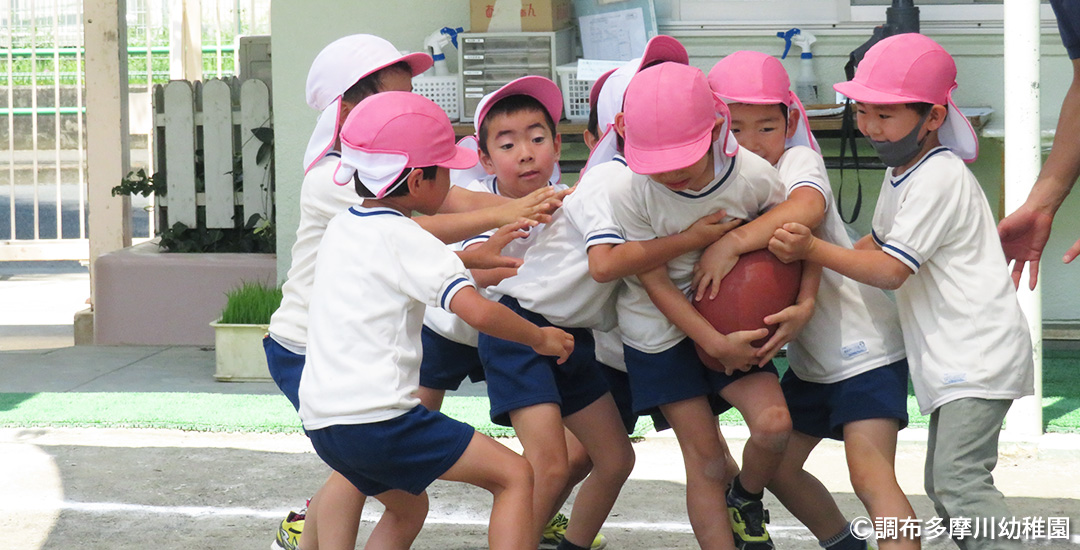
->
[747,406,792,453]
[531,450,572,488]
[567,443,594,485]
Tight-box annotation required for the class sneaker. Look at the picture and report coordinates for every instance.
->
[540,512,608,549]
[271,510,305,550]
[727,494,774,550]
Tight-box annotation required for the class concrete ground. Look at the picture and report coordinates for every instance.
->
[2,263,1079,550]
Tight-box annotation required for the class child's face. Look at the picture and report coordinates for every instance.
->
[647,151,712,192]
[479,109,561,199]
[854,102,926,143]
[728,102,797,166]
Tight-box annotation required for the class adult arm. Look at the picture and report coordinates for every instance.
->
[998,57,1080,289]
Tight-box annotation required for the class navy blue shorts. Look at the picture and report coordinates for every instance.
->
[781,359,910,441]
[264,335,303,412]
[306,405,475,496]
[419,326,486,391]
[478,296,610,427]
[598,364,640,434]
[624,337,778,417]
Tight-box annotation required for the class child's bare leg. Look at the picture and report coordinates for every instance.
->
[845,419,918,550]
[561,394,636,547]
[509,403,573,537]
[717,427,740,486]
[549,429,594,520]
[660,396,736,550]
[305,471,365,550]
[719,371,792,494]
[416,386,446,411]
[767,431,850,540]
[363,490,428,550]
[441,431,535,550]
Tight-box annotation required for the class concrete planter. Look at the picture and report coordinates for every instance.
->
[209,320,271,382]
[93,241,276,346]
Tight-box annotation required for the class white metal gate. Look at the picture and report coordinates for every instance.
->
[0,0,270,261]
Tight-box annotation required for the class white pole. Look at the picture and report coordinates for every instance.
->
[84,0,132,333]
[1003,0,1043,439]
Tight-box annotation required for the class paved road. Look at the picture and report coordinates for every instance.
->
[3,426,1079,550]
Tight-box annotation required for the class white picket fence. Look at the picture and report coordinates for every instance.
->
[152,77,272,229]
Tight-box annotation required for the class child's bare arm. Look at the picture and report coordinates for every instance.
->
[449,287,574,363]
[418,187,568,243]
[693,187,826,301]
[638,266,767,373]
[755,261,821,364]
[586,211,741,283]
[770,222,912,290]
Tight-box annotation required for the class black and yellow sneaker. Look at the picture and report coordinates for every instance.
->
[727,494,774,550]
[272,510,305,550]
[541,512,608,549]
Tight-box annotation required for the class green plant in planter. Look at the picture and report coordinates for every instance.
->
[220,281,283,325]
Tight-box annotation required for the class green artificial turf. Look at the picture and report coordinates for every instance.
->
[0,354,1077,435]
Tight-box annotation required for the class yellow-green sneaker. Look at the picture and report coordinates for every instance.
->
[541,512,608,549]
[272,510,305,550]
[727,496,774,550]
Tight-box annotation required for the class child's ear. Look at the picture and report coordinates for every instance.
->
[711,116,725,141]
[552,132,562,157]
[613,112,627,138]
[405,167,427,195]
[786,108,800,139]
[926,104,949,132]
[583,128,598,150]
[478,148,497,175]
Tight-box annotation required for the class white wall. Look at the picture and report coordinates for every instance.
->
[269,0,470,280]
[269,3,1080,322]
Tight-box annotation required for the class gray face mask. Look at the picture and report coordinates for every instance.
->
[868,110,931,168]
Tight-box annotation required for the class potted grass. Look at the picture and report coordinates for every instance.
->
[210,281,282,381]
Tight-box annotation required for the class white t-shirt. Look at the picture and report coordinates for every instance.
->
[269,153,356,352]
[491,159,629,332]
[299,205,475,429]
[423,175,568,346]
[871,147,1034,414]
[778,146,907,383]
[612,145,787,353]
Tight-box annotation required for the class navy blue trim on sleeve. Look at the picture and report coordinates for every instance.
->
[440,277,472,310]
[882,243,920,270]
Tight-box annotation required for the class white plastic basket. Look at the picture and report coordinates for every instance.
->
[412,75,460,122]
[556,63,593,123]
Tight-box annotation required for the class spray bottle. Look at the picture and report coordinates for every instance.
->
[777,28,819,105]
[423,26,464,76]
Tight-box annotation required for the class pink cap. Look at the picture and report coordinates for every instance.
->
[708,50,820,153]
[303,34,433,174]
[584,36,690,174]
[596,35,689,133]
[621,63,718,174]
[833,33,977,162]
[333,92,477,198]
[474,76,563,134]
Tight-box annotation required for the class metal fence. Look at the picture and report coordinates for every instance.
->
[0,0,270,261]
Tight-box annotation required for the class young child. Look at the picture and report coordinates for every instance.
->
[476,49,739,550]
[710,50,915,550]
[300,90,574,550]
[414,76,599,548]
[599,61,793,550]
[769,33,1035,550]
[266,34,562,550]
